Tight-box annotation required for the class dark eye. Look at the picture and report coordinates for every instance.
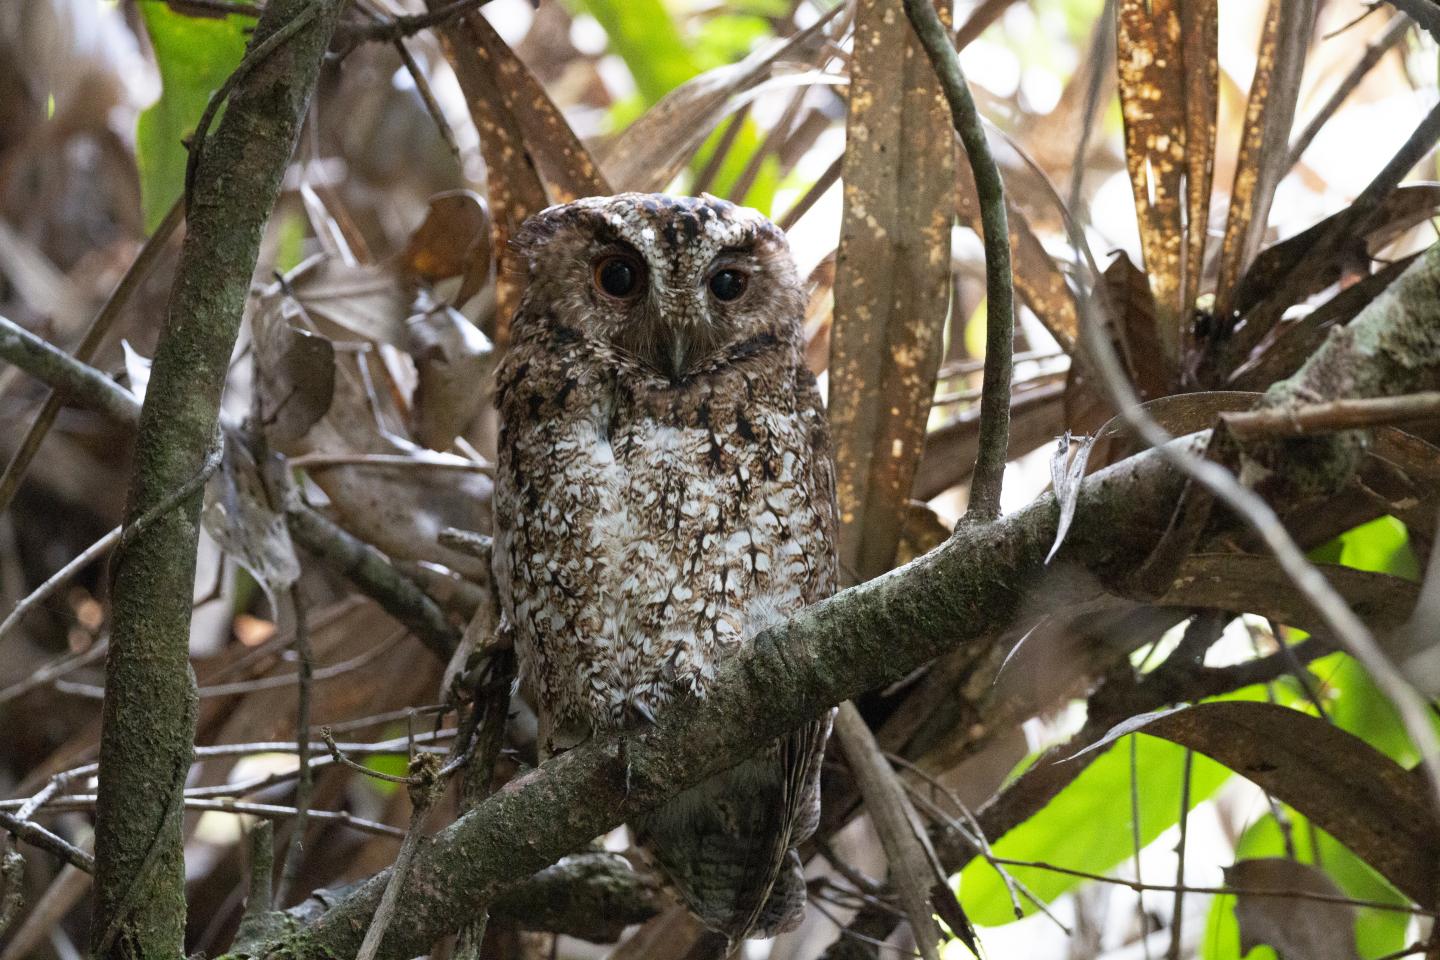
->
[593,255,643,299]
[708,269,747,302]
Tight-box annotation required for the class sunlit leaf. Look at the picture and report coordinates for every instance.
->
[958,731,1234,925]
[135,5,251,230]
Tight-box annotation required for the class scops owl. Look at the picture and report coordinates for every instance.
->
[492,193,837,940]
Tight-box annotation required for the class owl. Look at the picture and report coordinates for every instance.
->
[491,193,837,940]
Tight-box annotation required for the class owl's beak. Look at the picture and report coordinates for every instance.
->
[664,328,690,383]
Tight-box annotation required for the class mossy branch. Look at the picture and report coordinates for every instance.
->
[86,2,344,956]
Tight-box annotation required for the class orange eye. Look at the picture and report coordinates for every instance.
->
[593,255,644,299]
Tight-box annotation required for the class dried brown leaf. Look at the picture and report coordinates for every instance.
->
[1179,0,1219,319]
[202,440,300,612]
[829,0,955,582]
[1102,251,1170,399]
[432,6,552,345]
[1214,0,1318,316]
[1116,0,1188,359]
[1225,859,1359,960]
[251,298,336,444]
[400,190,493,305]
[280,256,411,346]
[406,296,494,450]
[1228,183,1440,328]
[452,9,609,203]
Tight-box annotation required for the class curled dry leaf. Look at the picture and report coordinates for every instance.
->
[600,8,842,193]
[252,297,336,445]
[399,190,493,306]
[201,438,300,615]
[1045,432,1096,564]
[829,0,954,583]
[251,281,491,581]
[406,294,494,450]
[1224,858,1359,960]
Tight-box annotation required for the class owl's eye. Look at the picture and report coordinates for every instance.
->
[593,255,644,299]
[708,269,748,302]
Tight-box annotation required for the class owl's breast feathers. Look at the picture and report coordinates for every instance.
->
[493,323,835,730]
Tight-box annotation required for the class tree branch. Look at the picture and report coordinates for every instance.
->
[903,0,1015,521]
[87,1,343,955]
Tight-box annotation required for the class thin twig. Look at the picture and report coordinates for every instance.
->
[0,527,119,643]
[0,315,141,427]
[0,812,94,873]
[290,452,491,473]
[275,587,313,907]
[988,855,1432,916]
[342,0,496,43]
[1222,392,1440,438]
[833,702,945,959]
[356,753,447,960]
[902,0,1014,522]
[1130,735,1151,960]
[1166,749,1193,960]
[392,38,462,165]
[242,820,274,924]
[23,796,406,839]
[1287,14,1412,171]
[0,199,184,515]
[321,728,415,784]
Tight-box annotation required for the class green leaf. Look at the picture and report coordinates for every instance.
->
[136,6,252,230]
[1201,812,1409,960]
[1307,516,1420,582]
[568,0,696,105]
[958,733,1233,925]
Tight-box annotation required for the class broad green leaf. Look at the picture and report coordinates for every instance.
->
[569,0,695,105]
[958,733,1233,925]
[1307,516,1420,582]
[136,6,251,230]
[1201,812,1410,960]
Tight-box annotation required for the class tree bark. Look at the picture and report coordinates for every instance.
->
[88,3,343,957]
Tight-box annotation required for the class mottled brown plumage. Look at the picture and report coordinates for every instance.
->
[491,193,837,939]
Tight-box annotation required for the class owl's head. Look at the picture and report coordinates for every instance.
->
[512,193,804,384]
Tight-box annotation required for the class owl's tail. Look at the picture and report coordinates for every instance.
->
[634,712,833,941]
